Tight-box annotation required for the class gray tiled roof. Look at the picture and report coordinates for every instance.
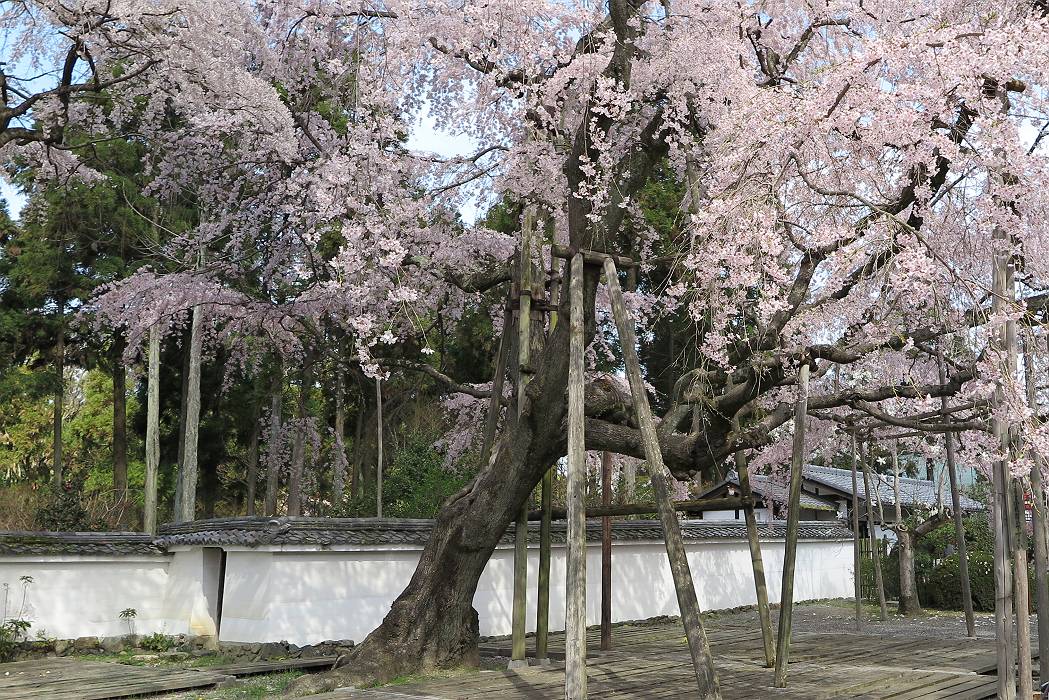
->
[0,517,853,555]
[711,472,839,512]
[0,531,163,556]
[803,464,984,512]
[158,517,851,547]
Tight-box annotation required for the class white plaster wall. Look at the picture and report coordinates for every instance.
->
[1,537,853,645]
[0,556,177,639]
[219,537,854,646]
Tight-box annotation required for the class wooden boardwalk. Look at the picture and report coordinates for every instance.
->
[0,657,230,700]
[320,621,1012,700]
[0,655,336,699]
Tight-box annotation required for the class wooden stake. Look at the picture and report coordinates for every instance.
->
[860,441,889,621]
[603,257,720,699]
[601,450,613,652]
[144,326,161,535]
[849,433,864,631]
[938,347,976,638]
[732,423,774,667]
[773,361,810,689]
[565,253,587,699]
[1024,339,1049,675]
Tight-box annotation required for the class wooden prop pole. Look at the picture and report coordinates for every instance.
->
[938,348,977,638]
[1016,548,1033,700]
[849,433,863,631]
[536,256,561,664]
[991,226,1017,700]
[510,206,538,669]
[601,450,613,651]
[773,362,810,689]
[565,253,588,699]
[603,257,720,699]
[1024,340,1049,674]
[732,424,774,667]
[860,441,889,621]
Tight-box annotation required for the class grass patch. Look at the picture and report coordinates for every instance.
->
[159,670,304,699]
[72,651,237,670]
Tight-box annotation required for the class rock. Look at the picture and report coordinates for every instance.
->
[212,675,240,690]
[131,654,160,663]
[101,637,125,653]
[73,636,101,652]
[190,649,213,658]
[254,641,289,660]
[158,651,190,661]
[53,640,71,656]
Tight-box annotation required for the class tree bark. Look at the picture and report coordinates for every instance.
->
[1025,338,1049,675]
[375,377,384,518]
[52,322,65,492]
[773,361,809,689]
[144,327,160,534]
[174,325,191,518]
[177,305,204,523]
[111,333,128,508]
[350,395,364,501]
[287,360,313,517]
[245,395,261,516]
[264,364,284,516]
[861,442,889,621]
[332,368,347,508]
[849,433,863,631]
[939,348,976,636]
[897,529,920,615]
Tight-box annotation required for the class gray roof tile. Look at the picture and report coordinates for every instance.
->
[803,464,984,512]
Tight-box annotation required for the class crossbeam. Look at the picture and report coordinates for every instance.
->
[526,496,751,521]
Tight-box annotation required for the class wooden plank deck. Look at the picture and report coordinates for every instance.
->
[0,657,230,700]
[324,621,1010,700]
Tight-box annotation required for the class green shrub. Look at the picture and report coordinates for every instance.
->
[140,632,176,652]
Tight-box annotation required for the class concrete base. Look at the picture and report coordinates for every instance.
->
[506,659,530,670]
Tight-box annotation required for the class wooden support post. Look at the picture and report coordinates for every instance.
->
[535,466,553,664]
[991,226,1017,700]
[860,441,889,621]
[565,253,587,699]
[849,433,863,631]
[144,326,160,535]
[732,424,774,667]
[510,206,537,670]
[1024,339,1049,676]
[601,450,613,652]
[1016,548,1033,700]
[773,361,810,689]
[536,257,561,665]
[939,348,977,638]
[603,257,720,699]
